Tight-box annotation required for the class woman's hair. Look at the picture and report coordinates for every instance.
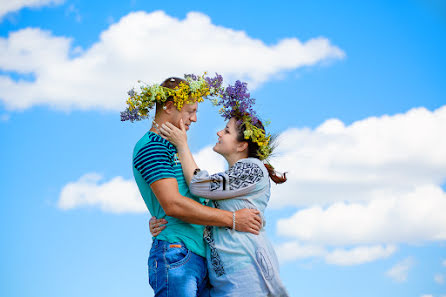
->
[234,118,287,184]
[156,77,188,113]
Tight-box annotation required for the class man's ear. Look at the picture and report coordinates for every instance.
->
[237,141,249,153]
[163,101,175,114]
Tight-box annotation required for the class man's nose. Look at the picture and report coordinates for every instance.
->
[190,113,197,122]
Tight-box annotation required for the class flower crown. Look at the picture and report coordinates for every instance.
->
[120,73,221,122]
[120,73,272,160]
[213,79,272,160]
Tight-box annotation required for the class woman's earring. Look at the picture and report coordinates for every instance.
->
[163,106,167,110]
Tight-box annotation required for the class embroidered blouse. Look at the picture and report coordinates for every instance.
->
[190,158,289,297]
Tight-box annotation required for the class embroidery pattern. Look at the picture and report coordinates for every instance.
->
[228,162,263,190]
[204,226,225,277]
[210,174,222,192]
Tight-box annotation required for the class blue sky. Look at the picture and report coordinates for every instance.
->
[1,1,446,297]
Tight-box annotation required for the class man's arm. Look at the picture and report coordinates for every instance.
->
[151,178,262,234]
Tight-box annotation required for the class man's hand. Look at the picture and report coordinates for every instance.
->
[235,209,262,235]
[149,216,167,237]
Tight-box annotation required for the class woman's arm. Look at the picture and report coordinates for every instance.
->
[190,160,265,200]
[160,120,197,186]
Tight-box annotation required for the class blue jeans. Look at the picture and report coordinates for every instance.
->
[148,239,211,297]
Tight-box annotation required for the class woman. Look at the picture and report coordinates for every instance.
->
[151,113,289,296]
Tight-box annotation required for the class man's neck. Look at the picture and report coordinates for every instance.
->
[150,114,169,134]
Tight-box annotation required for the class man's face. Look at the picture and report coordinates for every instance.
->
[172,102,198,131]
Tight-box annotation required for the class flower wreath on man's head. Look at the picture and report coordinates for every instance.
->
[120,73,223,122]
[120,73,272,160]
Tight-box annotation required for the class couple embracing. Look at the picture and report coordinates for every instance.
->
[121,74,289,297]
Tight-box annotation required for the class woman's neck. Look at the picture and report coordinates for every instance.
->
[225,152,248,168]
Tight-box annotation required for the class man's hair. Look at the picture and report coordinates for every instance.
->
[155,77,189,113]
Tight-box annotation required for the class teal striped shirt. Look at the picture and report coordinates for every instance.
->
[133,131,206,257]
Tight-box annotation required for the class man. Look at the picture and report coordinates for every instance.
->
[132,77,262,296]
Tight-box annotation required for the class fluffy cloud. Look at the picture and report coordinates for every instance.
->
[277,184,446,245]
[57,148,224,213]
[274,241,326,263]
[192,145,226,174]
[58,173,146,213]
[386,257,414,282]
[270,105,446,208]
[271,105,446,263]
[0,0,64,19]
[324,244,396,266]
[0,10,344,111]
[275,241,396,265]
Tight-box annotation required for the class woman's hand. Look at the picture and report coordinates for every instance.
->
[160,119,188,150]
[149,216,168,237]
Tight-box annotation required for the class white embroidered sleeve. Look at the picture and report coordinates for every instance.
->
[189,161,264,200]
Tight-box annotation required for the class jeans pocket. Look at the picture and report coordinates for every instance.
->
[164,243,191,269]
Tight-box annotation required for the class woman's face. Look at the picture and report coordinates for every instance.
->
[213,118,242,157]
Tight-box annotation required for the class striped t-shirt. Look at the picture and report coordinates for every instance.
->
[132,131,206,257]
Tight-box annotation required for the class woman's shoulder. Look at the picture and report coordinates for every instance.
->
[231,158,268,180]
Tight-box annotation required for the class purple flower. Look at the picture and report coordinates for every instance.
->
[128,89,135,97]
[184,74,198,81]
[217,79,260,122]
[120,107,145,122]
[205,73,223,91]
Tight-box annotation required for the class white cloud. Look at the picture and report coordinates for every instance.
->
[270,105,446,208]
[274,241,326,263]
[325,245,396,266]
[0,10,344,111]
[57,147,225,213]
[58,173,146,213]
[275,241,396,265]
[276,184,446,245]
[421,295,433,297]
[443,259,446,267]
[271,105,446,262]
[0,0,64,20]
[386,257,414,283]
[435,274,444,284]
[192,145,226,175]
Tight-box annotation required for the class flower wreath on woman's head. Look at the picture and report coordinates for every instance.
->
[213,79,273,161]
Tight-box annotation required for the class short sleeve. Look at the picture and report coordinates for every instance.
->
[133,142,176,185]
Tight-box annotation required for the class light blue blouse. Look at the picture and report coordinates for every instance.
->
[190,158,289,297]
